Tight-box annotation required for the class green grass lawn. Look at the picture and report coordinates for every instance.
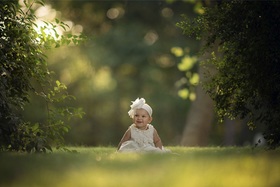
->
[0,146,279,187]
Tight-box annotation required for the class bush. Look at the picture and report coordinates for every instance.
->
[0,0,84,152]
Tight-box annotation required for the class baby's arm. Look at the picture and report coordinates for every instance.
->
[117,128,131,150]
[153,128,163,149]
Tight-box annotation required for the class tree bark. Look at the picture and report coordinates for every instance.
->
[180,66,214,146]
[181,37,218,146]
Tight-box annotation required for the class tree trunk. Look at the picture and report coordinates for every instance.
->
[180,66,214,146]
[181,38,218,146]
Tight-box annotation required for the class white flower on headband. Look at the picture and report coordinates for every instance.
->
[130,98,146,109]
[128,98,152,118]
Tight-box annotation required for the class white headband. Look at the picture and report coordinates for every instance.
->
[128,98,152,118]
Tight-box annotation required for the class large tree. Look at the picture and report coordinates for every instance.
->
[178,0,280,148]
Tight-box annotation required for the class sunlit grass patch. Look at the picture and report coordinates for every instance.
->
[0,146,279,187]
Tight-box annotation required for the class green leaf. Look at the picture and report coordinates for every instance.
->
[32,123,39,131]
[55,18,60,24]
[62,126,69,133]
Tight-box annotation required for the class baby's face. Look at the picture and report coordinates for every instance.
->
[133,108,152,130]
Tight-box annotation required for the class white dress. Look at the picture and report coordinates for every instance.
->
[118,124,169,153]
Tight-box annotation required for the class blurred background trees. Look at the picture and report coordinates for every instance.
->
[17,0,259,148]
[28,0,199,146]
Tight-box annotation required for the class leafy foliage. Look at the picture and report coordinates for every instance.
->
[0,0,84,152]
[171,46,199,101]
[178,0,280,148]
